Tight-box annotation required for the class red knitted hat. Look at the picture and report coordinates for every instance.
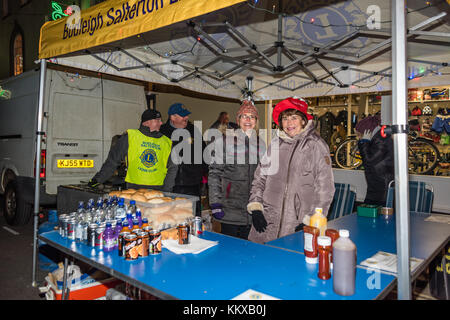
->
[272,97,312,125]
[237,100,258,122]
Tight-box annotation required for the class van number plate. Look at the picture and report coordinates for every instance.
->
[57,159,94,168]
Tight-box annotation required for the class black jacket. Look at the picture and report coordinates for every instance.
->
[358,129,394,205]
[160,121,207,187]
[93,125,177,191]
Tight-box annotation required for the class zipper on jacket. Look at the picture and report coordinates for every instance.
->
[277,139,301,238]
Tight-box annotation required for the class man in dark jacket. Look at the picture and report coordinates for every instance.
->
[356,116,394,206]
[88,109,177,191]
[160,103,207,216]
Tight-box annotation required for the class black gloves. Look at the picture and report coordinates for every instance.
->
[251,210,267,233]
[295,223,305,233]
[87,178,100,189]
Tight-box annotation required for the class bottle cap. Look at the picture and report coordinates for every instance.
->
[130,200,136,205]
[305,256,318,264]
[339,229,349,237]
[106,222,112,228]
[314,207,323,214]
[318,236,331,246]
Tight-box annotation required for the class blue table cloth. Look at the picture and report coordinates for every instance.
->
[39,230,395,300]
[266,212,450,269]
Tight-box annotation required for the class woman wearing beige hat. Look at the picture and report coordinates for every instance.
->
[208,100,266,239]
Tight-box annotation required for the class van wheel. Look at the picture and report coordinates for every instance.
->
[3,181,32,226]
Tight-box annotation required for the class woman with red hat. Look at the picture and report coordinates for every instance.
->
[247,97,335,244]
[208,100,266,240]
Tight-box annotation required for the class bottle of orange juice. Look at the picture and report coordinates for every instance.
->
[310,207,327,236]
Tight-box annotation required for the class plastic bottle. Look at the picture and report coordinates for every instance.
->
[129,200,137,215]
[325,229,340,269]
[332,229,357,296]
[113,220,123,249]
[132,219,139,231]
[141,218,149,229]
[126,210,134,229]
[317,236,332,280]
[303,225,319,264]
[115,198,127,221]
[103,222,115,252]
[77,201,85,215]
[135,209,142,228]
[310,207,327,236]
[121,221,131,233]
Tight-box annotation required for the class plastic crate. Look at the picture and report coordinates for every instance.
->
[43,271,122,300]
[357,204,380,218]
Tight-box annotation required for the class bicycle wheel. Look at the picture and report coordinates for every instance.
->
[408,138,440,175]
[334,138,363,170]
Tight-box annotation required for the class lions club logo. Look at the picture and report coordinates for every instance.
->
[140,149,158,168]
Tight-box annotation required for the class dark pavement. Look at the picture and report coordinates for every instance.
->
[0,195,47,300]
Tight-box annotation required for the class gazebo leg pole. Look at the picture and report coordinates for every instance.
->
[391,0,411,300]
[32,59,47,287]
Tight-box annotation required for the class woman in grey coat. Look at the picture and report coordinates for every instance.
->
[208,100,265,239]
[247,97,335,244]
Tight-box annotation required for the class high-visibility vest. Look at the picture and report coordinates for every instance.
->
[125,129,172,186]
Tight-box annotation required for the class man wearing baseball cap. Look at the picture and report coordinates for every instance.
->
[88,108,177,191]
[160,103,207,216]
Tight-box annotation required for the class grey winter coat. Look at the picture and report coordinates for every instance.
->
[247,121,335,244]
[208,130,266,226]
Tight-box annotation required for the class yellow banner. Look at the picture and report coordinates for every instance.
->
[39,0,246,59]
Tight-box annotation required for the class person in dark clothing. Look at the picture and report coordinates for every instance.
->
[160,103,207,216]
[356,116,394,206]
[209,112,239,133]
[88,109,177,191]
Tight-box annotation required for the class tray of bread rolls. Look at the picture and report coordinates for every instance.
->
[108,188,199,231]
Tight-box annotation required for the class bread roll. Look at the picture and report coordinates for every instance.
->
[149,205,172,214]
[175,201,193,210]
[153,213,176,228]
[162,213,176,226]
[137,188,150,193]
[172,208,193,219]
[131,193,147,202]
[120,193,134,200]
[109,191,122,197]
[121,189,137,194]
[144,190,164,199]
[161,228,178,240]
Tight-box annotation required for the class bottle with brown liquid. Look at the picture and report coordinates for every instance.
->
[332,229,356,296]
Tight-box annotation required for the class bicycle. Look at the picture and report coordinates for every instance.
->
[334,130,441,175]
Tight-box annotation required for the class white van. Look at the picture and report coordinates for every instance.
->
[0,68,147,225]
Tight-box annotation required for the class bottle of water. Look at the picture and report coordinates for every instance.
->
[95,198,105,222]
[115,198,126,221]
[129,200,137,216]
[77,201,85,215]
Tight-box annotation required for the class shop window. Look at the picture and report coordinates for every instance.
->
[11,30,24,76]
